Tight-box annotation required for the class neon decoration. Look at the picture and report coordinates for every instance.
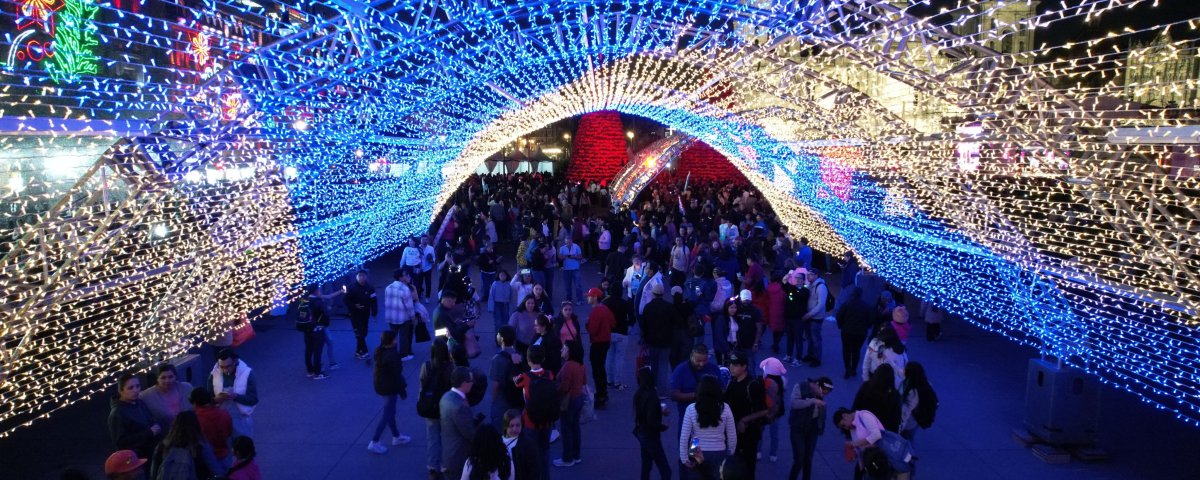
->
[45,0,99,82]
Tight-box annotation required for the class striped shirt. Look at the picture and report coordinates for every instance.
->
[678,403,737,464]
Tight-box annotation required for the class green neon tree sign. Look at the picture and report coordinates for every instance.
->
[47,0,100,83]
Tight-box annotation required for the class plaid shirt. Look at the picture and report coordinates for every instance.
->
[383,281,416,325]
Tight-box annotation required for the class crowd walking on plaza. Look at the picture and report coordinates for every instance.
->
[99,172,942,480]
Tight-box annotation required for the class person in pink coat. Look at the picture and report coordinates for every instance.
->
[891,306,912,344]
[766,272,787,354]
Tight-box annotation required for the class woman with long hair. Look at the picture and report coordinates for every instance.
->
[900,362,934,442]
[714,298,738,365]
[463,425,513,480]
[554,301,582,344]
[419,336,454,479]
[852,364,902,433]
[150,410,224,479]
[508,295,540,352]
[554,340,588,467]
[861,325,908,388]
[531,284,553,315]
[531,314,563,375]
[680,375,737,480]
[633,366,671,480]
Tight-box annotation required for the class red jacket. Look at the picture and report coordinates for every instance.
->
[195,405,233,459]
[586,303,615,343]
[766,282,786,333]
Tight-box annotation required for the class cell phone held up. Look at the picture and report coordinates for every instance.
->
[688,438,700,459]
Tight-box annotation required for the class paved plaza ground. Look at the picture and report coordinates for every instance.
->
[4,250,1199,480]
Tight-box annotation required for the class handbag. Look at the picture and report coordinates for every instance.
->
[414,320,432,343]
[231,317,256,347]
[635,344,649,371]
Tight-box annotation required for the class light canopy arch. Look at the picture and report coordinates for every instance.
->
[1,0,1199,435]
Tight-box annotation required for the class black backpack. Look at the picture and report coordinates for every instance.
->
[416,362,449,419]
[912,384,939,429]
[295,297,314,332]
[815,279,834,312]
[495,351,528,408]
[861,446,893,479]
[525,372,561,425]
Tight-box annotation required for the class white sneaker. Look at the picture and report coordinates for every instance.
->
[552,459,577,467]
[392,435,412,446]
[367,441,387,454]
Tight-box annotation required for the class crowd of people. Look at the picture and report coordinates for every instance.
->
[99,171,945,480]
[103,352,262,480]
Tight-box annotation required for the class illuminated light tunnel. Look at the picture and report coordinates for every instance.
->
[1,0,1199,436]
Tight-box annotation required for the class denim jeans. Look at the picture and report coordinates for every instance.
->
[492,302,509,332]
[636,431,671,480]
[759,418,779,457]
[323,328,336,365]
[390,322,414,357]
[425,417,442,470]
[563,268,581,301]
[531,271,546,291]
[786,318,806,359]
[647,346,671,390]
[561,395,584,461]
[533,426,551,480]
[480,271,495,301]
[350,313,370,355]
[544,267,557,299]
[590,342,610,401]
[690,450,726,480]
[606,333,628,385]
[304,329,325,374]
[803,320,823,362]
[372,394,399,441]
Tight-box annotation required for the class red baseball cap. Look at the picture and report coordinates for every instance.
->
[105,450,147,474]
[586,288,604,298]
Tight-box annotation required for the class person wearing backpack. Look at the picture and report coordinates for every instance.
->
[900,362,937,443]
[299,285,337,380]
[490,326,527,432]
[149,411,224,480]
[724,352,770,478]
[418,337,454,480]
[801,270,830,367]
[788,377,833,480]
[757,358,788,464]
[513,345,559,480]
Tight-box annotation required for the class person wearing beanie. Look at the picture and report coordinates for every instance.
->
[641,276,680,389]
[891,306,911,343]
[733,290,765,375]
[757,357,789,463]
[585,287,615,407]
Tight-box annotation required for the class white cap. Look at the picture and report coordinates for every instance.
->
[739,289,753,302]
